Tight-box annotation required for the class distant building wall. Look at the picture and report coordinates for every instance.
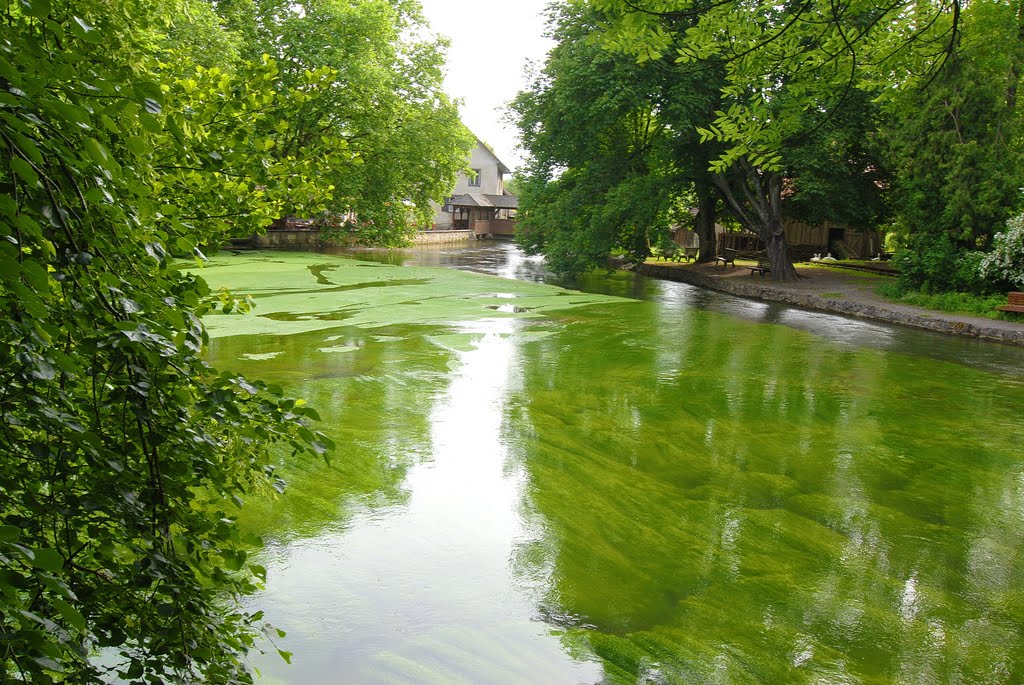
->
[472,219,516,238]
[451,143,504,196]
[433,139,510,229]
[716,220,884,260]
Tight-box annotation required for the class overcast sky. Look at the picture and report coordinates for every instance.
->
[416,0,556,171]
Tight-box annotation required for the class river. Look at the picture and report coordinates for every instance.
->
[201,243,1024,684]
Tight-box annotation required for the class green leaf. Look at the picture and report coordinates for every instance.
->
[51,596,86,632]
[29,548,64,573]
[70,16,98,42]
[11,131,44,165]
[20,0,51,19]
[0,525,20,542]
[83,138,118,173]
[139,111,163,133]
[277,649,293,665]
[223,549,246,571]
[42,17,65,42]
[46,99,91,128]
[127,135,150,155]
[21,259,50,294]
[11,157,40,188]
[20,258,50,292]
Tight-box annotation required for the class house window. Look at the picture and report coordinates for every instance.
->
[468,169,481,187]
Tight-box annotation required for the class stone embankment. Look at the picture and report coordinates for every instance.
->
[638,261,1024,346]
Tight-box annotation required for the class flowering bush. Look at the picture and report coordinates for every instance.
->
[979,211,1024,289]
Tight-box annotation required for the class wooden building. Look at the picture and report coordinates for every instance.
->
[432,138,518,236]
[444,192,518,235]
[716,220,883,261]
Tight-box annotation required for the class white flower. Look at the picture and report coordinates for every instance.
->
[979,212,1024,288]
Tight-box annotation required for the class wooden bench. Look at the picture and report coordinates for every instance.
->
[748,258,771,278]
[714,248,737,268]
[996,291,1024,313]
[657,245,682,262]
[682,247,698,262]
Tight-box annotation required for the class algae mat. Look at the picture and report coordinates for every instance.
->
[200,250,1024,684]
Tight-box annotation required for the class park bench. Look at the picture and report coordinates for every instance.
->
[714,248,737,268]
[748,258,771,278]
[657,244,682,262]
[996,291,1024,313]
[659,245,700,263]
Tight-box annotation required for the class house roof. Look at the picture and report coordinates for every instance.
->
[475,137,512,175]
[450,193,518,209]
[488,193,518,209]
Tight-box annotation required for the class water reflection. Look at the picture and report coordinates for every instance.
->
[504,297,1024,683]
[203,245,1024,684]
[227,316,602,684]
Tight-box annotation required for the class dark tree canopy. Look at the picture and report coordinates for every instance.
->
[515,0,1022,289]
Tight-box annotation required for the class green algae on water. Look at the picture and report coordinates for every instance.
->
[195,251,624,340]
[199,249,1024,685]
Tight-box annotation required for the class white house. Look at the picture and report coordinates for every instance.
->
[432,138,518,235]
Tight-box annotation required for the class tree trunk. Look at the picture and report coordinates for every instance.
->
[694,180,717,263]
[712,163,799,281]
[763,217,798,281]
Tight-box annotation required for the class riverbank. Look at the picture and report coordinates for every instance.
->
[637,259,1024,346]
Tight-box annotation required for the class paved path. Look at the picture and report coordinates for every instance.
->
[638,260,1024,346]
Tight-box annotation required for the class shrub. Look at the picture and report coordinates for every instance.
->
[878,282,1013,318]
[896,233,989,293]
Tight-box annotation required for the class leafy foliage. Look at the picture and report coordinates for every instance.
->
[782,91,889,231]
[217,0,474,245]
[881,1,1024,293]
[512,0,1023,290]
[592,0,960,174]
[894,233,988,294]
[979,210,1024,290]
[0,0,470,679]
[510,4,718,277]
[518,0,927,280]
[877,281,1015,318]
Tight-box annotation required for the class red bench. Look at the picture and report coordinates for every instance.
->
[996,292,1024,313]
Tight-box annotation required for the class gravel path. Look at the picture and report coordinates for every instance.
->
[638,260,1024,346]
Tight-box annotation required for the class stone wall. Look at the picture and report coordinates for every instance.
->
[638,263,1024,346]
[244,229,473,248]
[411,230,473,245]
[249,230,323,248]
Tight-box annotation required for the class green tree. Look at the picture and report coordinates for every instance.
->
[0,1,344,681]
[882,0,1024,292]
[589,0,959,280]
[514,0,897,277]
[511,4,723,277]
[217,0,474,245]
